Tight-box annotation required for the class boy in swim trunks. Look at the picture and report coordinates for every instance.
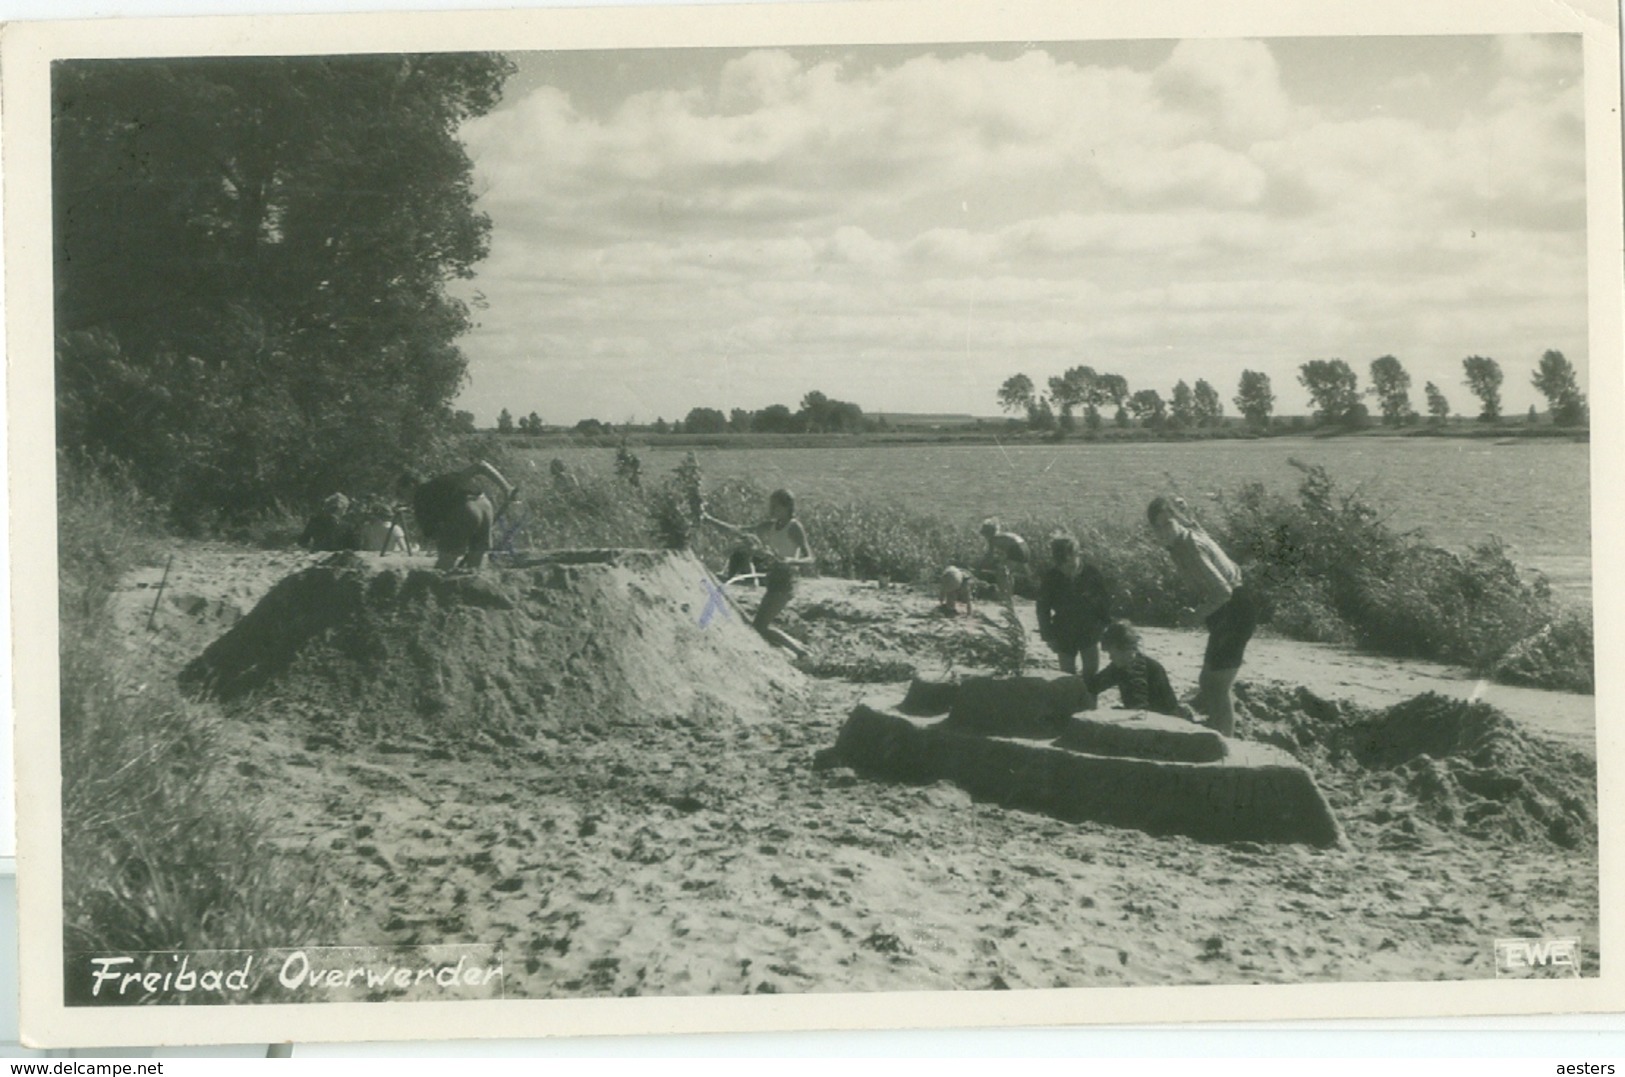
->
[704,488,813,654]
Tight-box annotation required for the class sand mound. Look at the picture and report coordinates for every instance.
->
[1239,683,1595,849]
[179,549,806,741]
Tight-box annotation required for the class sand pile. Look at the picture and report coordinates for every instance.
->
[179,549,806,742]
[1238,683,1595,850]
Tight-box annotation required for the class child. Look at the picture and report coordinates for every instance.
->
[1147,495,1257,737]
[298,493,356,552]
[975,517,1030,601]
[1035,533,1112,678]
[938,565,973,615]
[1085,620,1185,719]
[703,488,813,654]
[355,499,412,555]
[402,460,517,571]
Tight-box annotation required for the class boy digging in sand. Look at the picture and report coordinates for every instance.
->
[703,488,813,656]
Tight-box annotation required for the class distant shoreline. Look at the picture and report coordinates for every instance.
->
[493,422,1589,452]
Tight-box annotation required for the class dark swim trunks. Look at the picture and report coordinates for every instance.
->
[1203,586,1258,671]
[763,560,796,595]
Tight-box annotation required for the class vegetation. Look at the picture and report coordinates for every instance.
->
[1368,355,1414,426]
[54,54,515,527]
[1463,355,1505,422]
[1424,381,1451,425]
[58,456,339,996]
[499,446,1591,694]
[1234,371,1275,430]
[1297,359,1362,426]
[1532,349,1588,427]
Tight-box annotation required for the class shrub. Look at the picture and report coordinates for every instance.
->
[1212,461,1587,688]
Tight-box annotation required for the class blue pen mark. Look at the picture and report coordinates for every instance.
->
[491,504,529,563]
[698,577,730,627]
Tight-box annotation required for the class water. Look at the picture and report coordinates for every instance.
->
[539,437,1594,602]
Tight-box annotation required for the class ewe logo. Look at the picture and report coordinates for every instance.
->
[1494,937,1581,978]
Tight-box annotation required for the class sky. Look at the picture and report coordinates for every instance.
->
[450,33,1589,426]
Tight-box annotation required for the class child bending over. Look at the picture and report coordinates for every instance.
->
[1085,621,1185,719]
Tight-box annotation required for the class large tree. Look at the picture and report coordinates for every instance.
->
[1462,355,1504,422]
[1531,349,1588,426]
[1367,355,1413,426]
[1233,370,1274,429]
[1297,359,1361,426]
[53,54,514,519]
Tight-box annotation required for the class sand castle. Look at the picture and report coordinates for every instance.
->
[826,674,1346,848]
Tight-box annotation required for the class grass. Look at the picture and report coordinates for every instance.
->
[57,454,342,1001]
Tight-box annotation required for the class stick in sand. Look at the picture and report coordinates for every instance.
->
[146,553,175,632]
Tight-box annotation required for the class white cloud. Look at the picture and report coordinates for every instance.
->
[452,37,1589,423]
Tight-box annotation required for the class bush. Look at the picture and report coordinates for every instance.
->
[1212,461,1587,688]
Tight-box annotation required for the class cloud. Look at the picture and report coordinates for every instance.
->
[452,38,1589,423]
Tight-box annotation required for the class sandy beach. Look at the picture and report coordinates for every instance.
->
[104,544,1599,997]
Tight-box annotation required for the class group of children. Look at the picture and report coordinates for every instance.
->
[708,486,1255,738]
[939,498,1255,736]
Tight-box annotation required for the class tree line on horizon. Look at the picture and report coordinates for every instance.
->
[997,350,1588,435]
[496,390,879,438]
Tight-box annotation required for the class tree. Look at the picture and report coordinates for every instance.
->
[1532,349,1588,426]
[799,390,866,433]
[1367,355,1413,426]
[1297,359,1361,426]
[1094,373,1129,415]
[997,374,1037,417]
[1462,355,1504,422]
[52,54,515,520]
[1168,380,1196,429]
[496,408,514,435]
[1127,389,1167,429]
[1046,366,1097,433]
[1192,379,1223,427]
[1424,382,1450,425]
[521,411,544,436]
[729,408,752,433]
[752,404,796,433]
[683,406,728,434]
[1233,370,1274,429]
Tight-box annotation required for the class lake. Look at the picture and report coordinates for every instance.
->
[538,437,1593,603]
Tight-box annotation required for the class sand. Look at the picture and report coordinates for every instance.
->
[104,544,1599,995]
